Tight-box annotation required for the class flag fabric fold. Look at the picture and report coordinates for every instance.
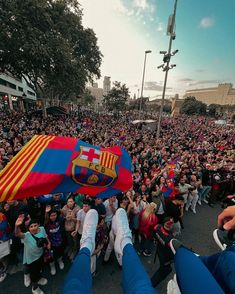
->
[0,135,133,201]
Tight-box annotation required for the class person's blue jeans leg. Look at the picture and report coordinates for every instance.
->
[122,243,156,294]
[198,187,203,202]
[62,247,92,294]
[174,247,224,294]
[200,245,235,294]
[201,186,211,201]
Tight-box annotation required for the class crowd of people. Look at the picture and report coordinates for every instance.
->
[0,109,234,294]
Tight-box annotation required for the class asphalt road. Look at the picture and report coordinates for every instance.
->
[0,203,222,294]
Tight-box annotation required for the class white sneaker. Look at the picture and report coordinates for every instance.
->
[38,277,48,286]
[0,272,6,283]
[58,258,64,270]
[32,287,44,294]
[185,205,189,211]
[167,274,181,294]
[24,273,31,287]
[50,262,56,275]
[212,229,233,251]
[114,208,132,258]
[192,209,196,214]
[203,199,208,204]
[169,239,182,255]
[80,209,98,254]
[198,200,202,205]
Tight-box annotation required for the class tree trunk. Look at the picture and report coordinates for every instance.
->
[36,82,47,118]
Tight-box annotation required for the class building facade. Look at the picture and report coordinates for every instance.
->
[171,94,184,117]
[103,76,111,96]
[183,83,235,105]
[0,73,37,111]
[87,82,103,111]
[146,98,172,113]
[87,77,112,111]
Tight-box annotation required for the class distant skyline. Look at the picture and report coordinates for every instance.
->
[79,0,235,100]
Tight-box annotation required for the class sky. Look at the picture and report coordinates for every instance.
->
[78,0,235,100]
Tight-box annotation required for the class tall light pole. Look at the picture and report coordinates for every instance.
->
[156,0,178,139]
[139,50,151,119]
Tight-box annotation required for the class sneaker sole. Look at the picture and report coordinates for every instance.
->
[213,229,226,251]
[169,239,177,254]
[38,279,48,286]
[114,208,132,258]
[143,253,151,257]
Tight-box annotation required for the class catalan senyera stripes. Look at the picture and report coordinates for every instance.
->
[0,136,54,201]
[107,154,113,169]
[0,135,41,184]
[99,152,117,170]
[105,153,111,168]
[8,136,55,200]
[100,152,106,166]
[0,135,46,190]
[110,154,115,169]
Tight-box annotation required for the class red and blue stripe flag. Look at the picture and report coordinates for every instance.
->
[0,135,133,201]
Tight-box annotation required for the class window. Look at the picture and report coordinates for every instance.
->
[26,81,34,89]
[0,78,7,86]
[18,86,23,92]
[27,90,35,96]
[0,78,16,89]
[8,81,16,89]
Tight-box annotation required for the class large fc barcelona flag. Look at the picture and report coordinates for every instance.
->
[0,135,133,201]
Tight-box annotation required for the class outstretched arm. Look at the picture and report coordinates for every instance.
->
[15,214,25,239]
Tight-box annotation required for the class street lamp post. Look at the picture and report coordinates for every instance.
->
[156,0,178,139]
[139,50,152,119]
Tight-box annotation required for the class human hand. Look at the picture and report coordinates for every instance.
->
[3,203,10,211]
[15,214,25,227]
[218,206,235,230]
[71,230,77,237]
[45,205,51,213]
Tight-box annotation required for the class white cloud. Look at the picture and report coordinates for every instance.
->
[133,0,150,10]
[79,0,157,92]
[149,4,155,13]
[127,10,135,17]
[133,0,155,13]
[78,0,179,98]
[157,22,164,32]
[199,17,215,28]
[113,0,129,14]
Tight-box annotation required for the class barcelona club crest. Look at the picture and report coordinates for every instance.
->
[72,146,118,187]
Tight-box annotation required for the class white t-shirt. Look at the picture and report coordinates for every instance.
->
[104,199,118,223]
[157,201,164,215]
[179,183,193,203]
[76,209,87,235]
[133,200,146,214]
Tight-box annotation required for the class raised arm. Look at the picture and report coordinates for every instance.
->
[15,214,25,239]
